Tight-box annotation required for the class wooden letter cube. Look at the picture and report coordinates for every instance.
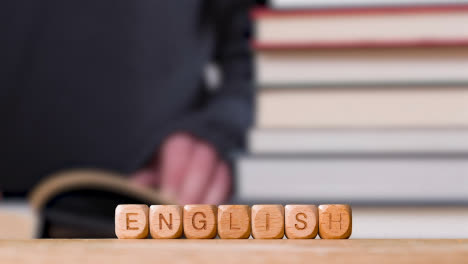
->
[149,205,183,239]
[218,205,251,239]
[115,204,149,239]
[251,205,284,239]
[183,205,217,239]
[285,205,318,239]
[318,204,352,239]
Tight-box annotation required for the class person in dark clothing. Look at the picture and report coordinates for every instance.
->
[1,0,254,204]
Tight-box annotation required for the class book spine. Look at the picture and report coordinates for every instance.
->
[251,4,468,19]
[252,39,468,50]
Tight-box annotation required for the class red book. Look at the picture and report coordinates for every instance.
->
[252,5,468,49]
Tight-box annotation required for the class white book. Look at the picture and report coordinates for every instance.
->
[349,206,468,238]
[256,87,468,128]
[249,129,468,154]
[256,47,468,86]
[270,0,468,9]
[0,200,38,239]
[236,156,468,202]
[255,5,468,46]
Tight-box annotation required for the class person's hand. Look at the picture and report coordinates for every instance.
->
[131,132,232,204]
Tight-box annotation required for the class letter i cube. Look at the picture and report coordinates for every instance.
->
[251,205,284,239]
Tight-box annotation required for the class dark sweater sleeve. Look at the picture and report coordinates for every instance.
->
[170,1,254,160]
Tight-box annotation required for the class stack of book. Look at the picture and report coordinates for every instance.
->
[235,1,468,205]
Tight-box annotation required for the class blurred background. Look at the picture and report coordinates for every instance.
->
[237,0,468,239]
[1,0,468,239]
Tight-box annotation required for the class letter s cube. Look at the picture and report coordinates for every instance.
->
[285,205,318,239]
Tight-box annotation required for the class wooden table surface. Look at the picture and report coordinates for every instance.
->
[1,239,467,264]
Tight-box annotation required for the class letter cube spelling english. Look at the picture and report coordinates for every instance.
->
[218,205,251,239]
[115,204,149,239]
[149,205,183,239]
[183,205,217,239]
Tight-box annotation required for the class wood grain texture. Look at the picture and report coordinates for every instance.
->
[252,205,284,239]
[150,205,183,239]
[285,205,318,239]
[115,204,149,239]
[218,205,251,239]
[183,205,217,239]
[318,204,352,239]
[1,240,467,264]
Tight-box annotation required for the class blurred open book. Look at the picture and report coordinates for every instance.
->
[0,169,171,239]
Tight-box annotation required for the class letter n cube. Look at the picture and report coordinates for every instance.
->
[149,205,183,239]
